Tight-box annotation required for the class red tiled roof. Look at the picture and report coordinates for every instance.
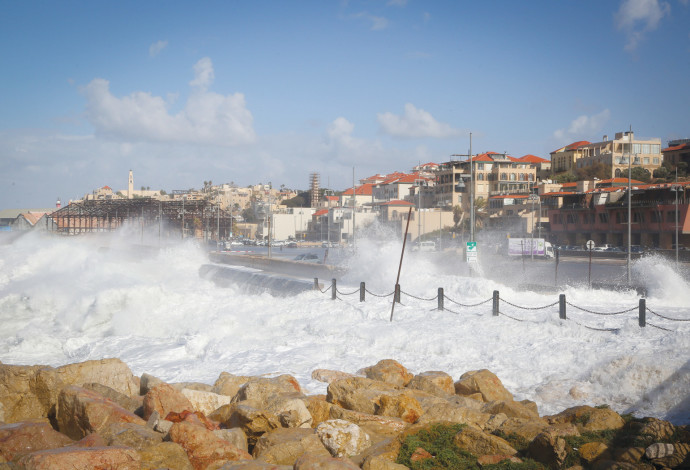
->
[489,194,529,199]
[325,195,338,201]
[103,185,112,190]
[381,200,413,206]
[20,212,48,225]
[517,154,550,164]
[596,178,645,185]
[663,143,690,152]
[342,183,374,196]
[541,191,574,197]
[313,209,329,217]
[551,141,590,154]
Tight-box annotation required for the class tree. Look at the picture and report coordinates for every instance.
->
[452,205,462,229]
[575,162,609,181]
[160,190,167,195]
[241,208,256,223]
[653,166,670,181]
[554,172,577,183]
[630,167,651,183]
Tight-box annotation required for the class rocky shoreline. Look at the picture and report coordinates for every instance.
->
[0,358,687,469]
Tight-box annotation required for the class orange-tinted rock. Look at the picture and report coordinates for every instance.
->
[0,420,73,460]
[362,360,413,387]
[166,410,220,431]
[56,386,145,441]
[169,420,252,470]
[454,370,513,402]
[293,452,359,469]
[16,446,140,470]
[410,447,433,462]
[547,405,624,432]
[143,383,194,421]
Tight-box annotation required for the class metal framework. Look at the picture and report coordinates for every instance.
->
[48,198,234,240]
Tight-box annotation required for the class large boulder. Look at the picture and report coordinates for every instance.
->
[547,405,625,432]
[214,428,248,453]
[0,420,73,461]
[143,383,194,421]
[454,370,513,402]
[105,422,163,450]
[326,378,400,415]
[302,396,332,427]
[481,400,541,420]
[329,407,408,438]
[182,388,233,416]
[453,425,518,457]
[311,370,355,384]
[405,371,454,397]
[362,360,413,387]
[169,420,252,469]
[376,392,423,424]
[16,446,140,469]
[212,373,253,397]
[0,364,55,423]
[264,395,313,428]
[222,403,282,448]
[527,431,568,469]
[415,401,493,429]
[138,442,194,470]
[316,419,371,458]
[82,382,142,414]
[56,385,146,440]
[55,358,139,397]
[252,427,331,465]
[233,375,303,403]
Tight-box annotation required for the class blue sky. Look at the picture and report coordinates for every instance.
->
[1,0,689,208]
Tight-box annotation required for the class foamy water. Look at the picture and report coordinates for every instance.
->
[1,229,688,424]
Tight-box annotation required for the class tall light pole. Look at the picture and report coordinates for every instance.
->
[182,195,186,239]
[470,132,474,243]
[627,126,632,285]
[528,194,540,259]
[672,168,680,266]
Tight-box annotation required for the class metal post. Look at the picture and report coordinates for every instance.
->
[360,282,365,302]
[394,284,401,303]
[438,287,444,311]
[639,298,646,327]
[182,196,185,239]
[314,278,319,290]
[531,198,535,260]
[390,207,413,322]
[674,168,679,266]
[627,126,632,285]
[492,290,499,316]
[559,294,566,319]
[331,278,336,300]
[470,132,474,243]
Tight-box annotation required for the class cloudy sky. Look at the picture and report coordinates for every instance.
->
[1,0,689,208]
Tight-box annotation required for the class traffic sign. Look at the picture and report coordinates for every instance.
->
[586,240,595,250]
[466,241,477,262]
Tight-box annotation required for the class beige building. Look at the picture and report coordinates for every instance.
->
[575,131,662,178]
[434,152,537,214]
[550,141,590,174]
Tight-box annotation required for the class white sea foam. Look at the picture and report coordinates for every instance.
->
[0,230,688,424]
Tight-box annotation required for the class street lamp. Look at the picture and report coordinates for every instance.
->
[671,171,681,266]
[182,195,186,239]
[626,127,632,285]
[528,194,540,260]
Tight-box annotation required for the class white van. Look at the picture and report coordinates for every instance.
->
[413,241,436,252]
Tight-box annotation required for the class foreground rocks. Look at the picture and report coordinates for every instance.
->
[0,358,685,469]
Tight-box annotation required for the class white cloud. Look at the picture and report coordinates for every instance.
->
[553,109,611,141]
[189,57,214,90]
[149,40,168,57]
[615,0,670,51]
[82,58,255,146]
[377,103,461,139]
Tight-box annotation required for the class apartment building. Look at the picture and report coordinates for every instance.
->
[575,131,663,178]
[662,139,690,169]
[435,152,537,214]
[550,141,590,174]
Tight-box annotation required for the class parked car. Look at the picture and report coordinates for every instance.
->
[293,253,320,263]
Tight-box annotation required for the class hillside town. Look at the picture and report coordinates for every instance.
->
[2,131,689,253]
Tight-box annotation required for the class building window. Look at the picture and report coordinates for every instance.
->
[633,212,644,223]
[567,213,577,224]
[653,157,659,164]
[500,173,507,181]
[651,211,661,223]
[599,213,609,223]
[643,157,649,164]
[667,211,676,223]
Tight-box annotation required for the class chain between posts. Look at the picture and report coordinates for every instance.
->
[499,298,560,310]
[565,302,638,316]
[646,307,690,322]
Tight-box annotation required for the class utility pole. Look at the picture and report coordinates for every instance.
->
[451,132,475,242]
[627,126,632,285]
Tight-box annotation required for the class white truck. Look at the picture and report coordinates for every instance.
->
[508,238,554,259]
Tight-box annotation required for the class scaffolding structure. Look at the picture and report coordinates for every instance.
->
[310,172,320,208]
[48,198,234,241]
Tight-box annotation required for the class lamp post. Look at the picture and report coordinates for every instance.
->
[626,127,632,285]
[528,194,540,260]
[672,168,680,266]
[415,179,423,245]
[182,195,186,239]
